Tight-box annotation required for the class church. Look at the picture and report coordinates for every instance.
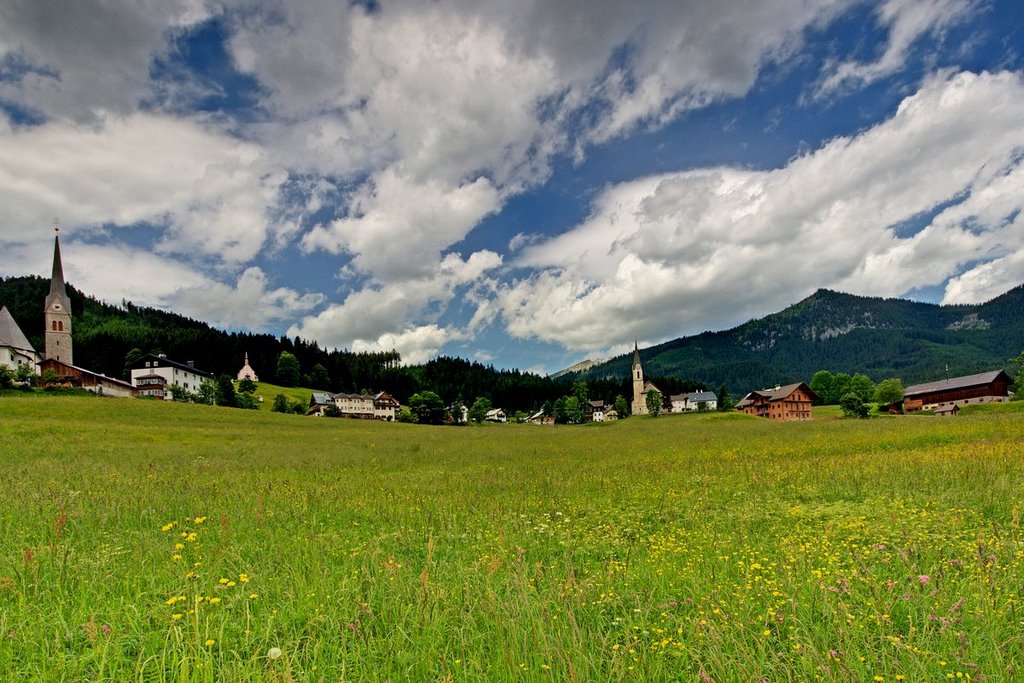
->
[630,342,662,415]
[36,227,136,397]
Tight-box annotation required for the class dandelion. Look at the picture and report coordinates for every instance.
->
[226,581,236,587]
[208,597,221,605]
[171,554,182,561]
[171,614,183,621]
[267,647,283,660]
[249,593,259,600]
[239,573,250,583]
[161,522,176,532]
[194,516,207,524]
[205,639,215,647]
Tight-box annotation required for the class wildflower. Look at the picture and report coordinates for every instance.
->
[874,677,885,682]
[194,516,207,524]
[208,597,221,605]
[249,593,259,600]
[171,614,183,621]
[267,647,283,660]
[219,578,229,585]
[239,573,250,583]
[227,581,236,587]
[171,554,182,561]
[205,639,215,647]
[174,543,184,551]
[161,522,177,532]
[101,624,112,635]
[185,532,197,543]
[918,575,930,586]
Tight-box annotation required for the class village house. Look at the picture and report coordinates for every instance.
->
[485,408,507,423]
[0,305,40,373]
[670,390,719,413]
[308,392,334,415]
[317,390,400,420]
[903,370,1011,412]
[372,391,400,421]
[129,353,213,399]
[586,399,606,422]
[735,382,817,421]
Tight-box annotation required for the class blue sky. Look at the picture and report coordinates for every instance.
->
[1,0,1022,373]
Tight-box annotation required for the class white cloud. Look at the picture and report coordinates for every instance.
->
[501,70,1024,351]
[0,0,209,122]
[287,250,501,360]
[171,266,324,329]
[816,0,976,97]
[0,112,283,264]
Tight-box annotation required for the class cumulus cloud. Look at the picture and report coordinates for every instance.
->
[0,112,283,263]
[815,0,977,97]
[0,0,209,122]
[171,266,324,329]
[501,70,1024,351]
[287,250,501,361]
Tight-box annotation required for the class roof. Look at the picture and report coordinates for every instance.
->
[528,409,545,421]
[0,306,37,355]
[632,341,642,368]
[687,391,718,402]
[904,370,1011,397]
[45,233,72,312]
[310,392,333,405]
[744,382,818,403]
[485,408,505,416]
[130,353,212,378]
[589,399,605,409]
[40,359,136,390]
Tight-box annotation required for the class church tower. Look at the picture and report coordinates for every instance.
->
[44,224,73,365]
[631,341,646,415]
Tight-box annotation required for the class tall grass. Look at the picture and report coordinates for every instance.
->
[0,396,1021,680]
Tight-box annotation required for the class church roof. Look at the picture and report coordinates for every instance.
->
[0,306,37,355]
[45,233,72,311]
[632,342,642,368]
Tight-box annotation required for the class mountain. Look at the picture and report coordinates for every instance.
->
[567,285,1024,391]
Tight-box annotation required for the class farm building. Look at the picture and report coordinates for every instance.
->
[735,382,817,421]
[903,370,1011,412]
[40,358,137,397]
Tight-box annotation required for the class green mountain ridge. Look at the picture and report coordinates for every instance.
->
[568,285,1024,391]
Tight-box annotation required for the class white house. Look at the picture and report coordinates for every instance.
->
[129,353,213,400]
[485,408,507,423]
[333,392,376,418]
[670,391,718,412]
[373,391,400,421]
[0,306,40,373]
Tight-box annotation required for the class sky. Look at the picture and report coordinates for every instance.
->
[1,0,1022,374]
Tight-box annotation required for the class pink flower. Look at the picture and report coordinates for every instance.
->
[918,574,930,586]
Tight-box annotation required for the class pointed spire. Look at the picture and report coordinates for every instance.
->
[46,222,71,311]
[632,339,641,368]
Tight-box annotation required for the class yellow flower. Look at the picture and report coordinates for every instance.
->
[209,597,222,605]
[227,581,236,587]
[196,596,205,604]
[239,574,250,583]
[874,677,885,682]
[174,543,184,550]
[762,629,771,636]
[171,613,183,621]
[194,516,207,524]
[185,532,197,543]
[171,554,182,561]
[205,639,215,647]
[249,593,259,600]
[161,522,177,532]
[219,578,229,585]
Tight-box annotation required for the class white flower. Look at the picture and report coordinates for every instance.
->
[267,647,283,660]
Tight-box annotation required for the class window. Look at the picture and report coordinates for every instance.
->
[51,321,57,331]
[57,321,63,331]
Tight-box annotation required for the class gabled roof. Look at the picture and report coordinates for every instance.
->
[45,233,72,313]
[632,341,642,368]
[129,353,212,378]
[904,370,1011,397]
[745,382,818,403]
[310,392,333,405]
[687,391,718,402]
[0,306,37,355]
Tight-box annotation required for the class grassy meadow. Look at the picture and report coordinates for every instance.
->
[0,396,1022,681]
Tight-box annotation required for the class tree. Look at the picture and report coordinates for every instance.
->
[572,380,588,409]
[1011,350,1024,390]
[564,396,583,424]
[14,363,35,384]
[646,389,661,417]
[809,370,835,405]
[717,384,731,411]
[197,378,217,405]
[468,397,492,424]
[848,373,876,403]
[41,368,59,386]
[396,406,416,423]
[235,392,258,410]
[168,383,194,402]
[875,378,904,407]
[272,394,289,413]
[322,403,342,417]
[0,365,13,389]
[553,397,569,424]
[614,394,629,419]
[306,363,330,390]
[840,392,869,419]
[215,374,236,407]
[238,377,258,394]
[123,347,144,380]
[276,351,301,387]
[409,391,446,425]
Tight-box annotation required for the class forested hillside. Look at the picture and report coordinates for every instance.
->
[571,286,1024,391]
[0,276,582,411]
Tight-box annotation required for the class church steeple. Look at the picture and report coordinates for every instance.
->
[44,221,73,365]
[631,340,647,415]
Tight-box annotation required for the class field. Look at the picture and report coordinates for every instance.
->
[0,396,1022,681]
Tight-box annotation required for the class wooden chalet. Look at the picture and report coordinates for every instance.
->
[39,358,137,397]
[903,370,1011,412]
[735,382,817,421]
